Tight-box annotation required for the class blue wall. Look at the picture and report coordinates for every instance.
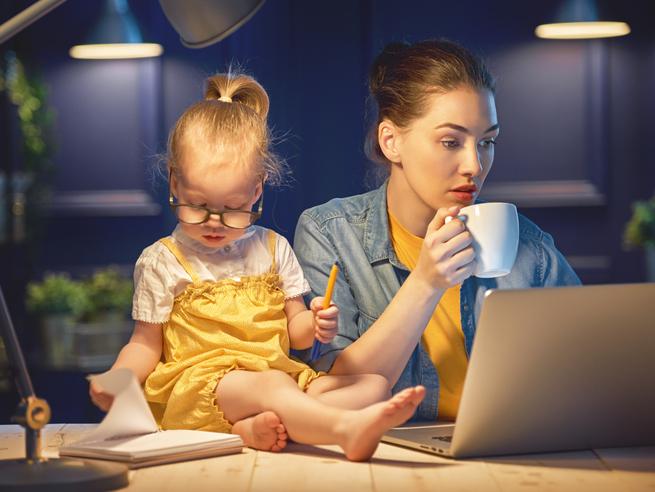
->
[4,0,655,281]
[1,0,654,422]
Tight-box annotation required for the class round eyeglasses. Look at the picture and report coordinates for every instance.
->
[168,187,263,230]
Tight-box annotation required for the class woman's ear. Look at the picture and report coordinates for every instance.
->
[378,120,402,163]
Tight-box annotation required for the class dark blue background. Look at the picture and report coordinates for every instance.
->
[1,0,654,423]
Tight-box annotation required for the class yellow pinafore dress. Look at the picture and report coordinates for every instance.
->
[143,231,322,432]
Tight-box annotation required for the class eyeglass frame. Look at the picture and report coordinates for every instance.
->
[168,170,264,229]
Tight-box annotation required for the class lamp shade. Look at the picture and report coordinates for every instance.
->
[70,0,163,59]
[159,0,266,49]
[535,0,630,40]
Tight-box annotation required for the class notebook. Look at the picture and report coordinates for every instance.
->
[58,368,243,468]
[382,283,655,458]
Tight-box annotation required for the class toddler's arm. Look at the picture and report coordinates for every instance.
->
[89,320,163,411]
[286,297,339,350]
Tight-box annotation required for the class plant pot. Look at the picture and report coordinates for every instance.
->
[646,246,655,282]
[40,314,76,368]
[73,315,132,370]
[40,313,132,370]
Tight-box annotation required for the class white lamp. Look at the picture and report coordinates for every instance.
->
[535,0,630,40]
[69,0,163,60]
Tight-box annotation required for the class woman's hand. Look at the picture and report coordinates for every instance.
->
[414,206,476,289]
[89,380,114,412]
[310,297,340,343]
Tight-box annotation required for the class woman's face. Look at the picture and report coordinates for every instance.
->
[390,87,498,211]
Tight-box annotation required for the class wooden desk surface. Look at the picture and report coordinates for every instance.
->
[1,424,654,491]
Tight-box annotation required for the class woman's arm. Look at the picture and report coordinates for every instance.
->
[295,206,473,386]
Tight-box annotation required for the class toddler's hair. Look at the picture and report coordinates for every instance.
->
[167,71,287,185]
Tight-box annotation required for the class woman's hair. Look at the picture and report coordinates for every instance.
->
[167,70,287,185]
[365,39,496,167]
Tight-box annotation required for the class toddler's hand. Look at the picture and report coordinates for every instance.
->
[89,379,114,412]
[310,297,339,344]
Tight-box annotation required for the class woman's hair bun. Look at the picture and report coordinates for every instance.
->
[369,41,409,94]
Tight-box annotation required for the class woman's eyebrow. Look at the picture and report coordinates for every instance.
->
[434,123,500,134]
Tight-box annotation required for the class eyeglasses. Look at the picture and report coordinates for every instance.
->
[168,178,264,229]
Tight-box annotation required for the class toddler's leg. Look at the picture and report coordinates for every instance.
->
[216,369,425,461]
[306,373,391,409]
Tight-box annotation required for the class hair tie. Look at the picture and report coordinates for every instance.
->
[218,95,232,103]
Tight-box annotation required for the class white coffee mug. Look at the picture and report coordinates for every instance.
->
[448,202,519,278]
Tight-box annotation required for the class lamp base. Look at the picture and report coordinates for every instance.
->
[0,457,129,491]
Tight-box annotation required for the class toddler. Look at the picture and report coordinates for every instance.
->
[90,71,424,461]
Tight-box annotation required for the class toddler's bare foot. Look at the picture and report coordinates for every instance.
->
[232,411,288,452]
[339,385,426,462]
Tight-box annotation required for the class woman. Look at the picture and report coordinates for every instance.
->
[293,39,580,421]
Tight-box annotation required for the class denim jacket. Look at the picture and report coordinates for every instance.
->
[293,181,581,420]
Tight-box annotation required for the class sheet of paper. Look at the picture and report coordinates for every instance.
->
[81,368,158,443]
[68,430,243,455]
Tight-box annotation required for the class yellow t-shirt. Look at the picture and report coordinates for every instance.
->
[388,210,468,420]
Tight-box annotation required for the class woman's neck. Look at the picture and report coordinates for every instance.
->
[386,171,435,238]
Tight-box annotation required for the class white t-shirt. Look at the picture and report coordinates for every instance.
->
[132,225,310,324]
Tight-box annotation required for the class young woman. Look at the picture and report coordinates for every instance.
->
[294,39,580,422]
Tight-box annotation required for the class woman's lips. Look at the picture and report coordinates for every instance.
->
[449,190,475,202]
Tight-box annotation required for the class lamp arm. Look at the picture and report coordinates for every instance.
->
[0,0,67,45]
[0,285,51,461]
[0,285,35,399]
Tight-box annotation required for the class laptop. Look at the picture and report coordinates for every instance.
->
[382,283,655,459]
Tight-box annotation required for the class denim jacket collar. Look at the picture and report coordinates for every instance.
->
[363,180,406,270]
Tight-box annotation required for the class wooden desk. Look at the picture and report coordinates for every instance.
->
[1,424,654,491]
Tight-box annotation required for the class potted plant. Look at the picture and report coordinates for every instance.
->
[76,268,133,368]
[623,195,655,282]
[26,273,90,367]
[26,267,133,369]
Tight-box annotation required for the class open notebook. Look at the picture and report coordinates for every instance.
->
[59,368,243,469]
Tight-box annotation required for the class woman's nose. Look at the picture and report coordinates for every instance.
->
[460,147,483,177]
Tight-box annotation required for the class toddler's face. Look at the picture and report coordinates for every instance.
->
[172,146,262,249]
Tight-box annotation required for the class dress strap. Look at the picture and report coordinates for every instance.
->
[159,237,201,284]
[267,230,277,273]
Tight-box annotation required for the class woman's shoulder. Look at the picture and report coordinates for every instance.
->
[517,212,560,252]
[517,212,546,242]
[299,186,383,226]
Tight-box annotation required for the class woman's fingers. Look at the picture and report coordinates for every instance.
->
[426,206,461,235]
[416,209,477,288]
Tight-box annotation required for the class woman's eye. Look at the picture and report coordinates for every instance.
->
[441,139,459,149]
[479,139,497,149]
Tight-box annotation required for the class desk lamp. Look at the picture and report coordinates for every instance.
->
[0,1,265,489]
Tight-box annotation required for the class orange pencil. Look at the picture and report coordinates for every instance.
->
[322,263,339,309]
[311,263,339,360]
